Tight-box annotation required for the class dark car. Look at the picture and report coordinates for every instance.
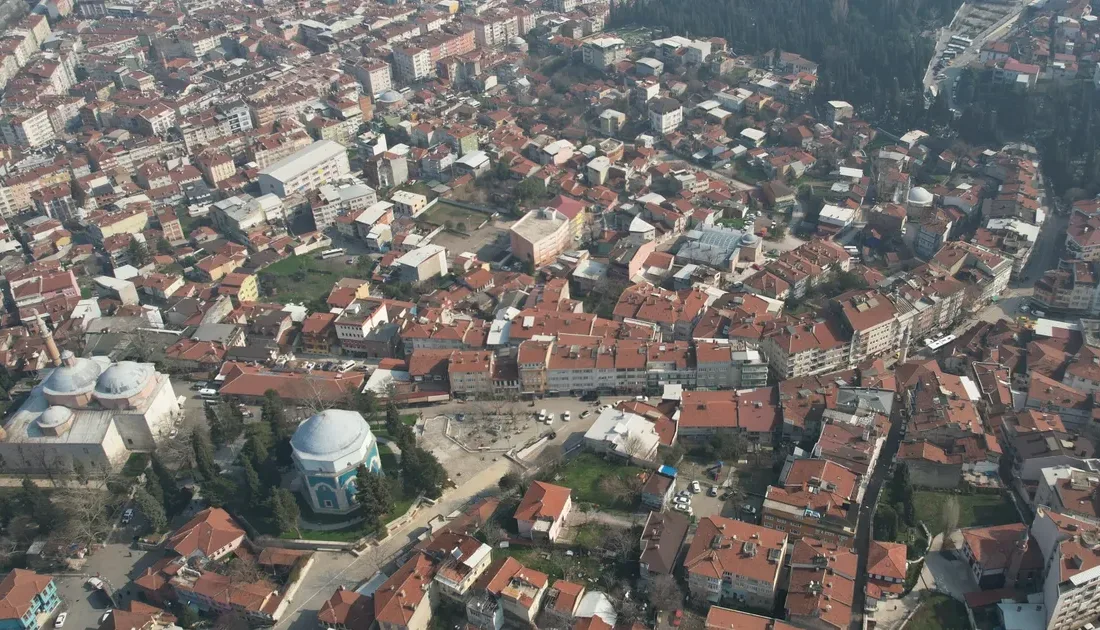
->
[580,391,599,402]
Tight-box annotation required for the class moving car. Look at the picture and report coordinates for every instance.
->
[121,508,134,524]
[580,410,591,419]
[100,611,112,624]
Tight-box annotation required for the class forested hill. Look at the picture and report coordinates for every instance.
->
[609,0,962,111]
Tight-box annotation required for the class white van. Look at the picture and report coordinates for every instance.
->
[198,388,218,399]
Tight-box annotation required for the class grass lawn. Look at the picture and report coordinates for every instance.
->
[906,594,969,630]
[379,443,400,470]
[499,546,605,583]
[548,453,644,511]
[419,202,487,230]
[717,218,747,229]
[258,255,360,304]
[913,491,1019,536]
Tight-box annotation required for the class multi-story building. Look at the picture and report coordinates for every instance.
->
[258,140,351,198]
[0,110,55,147]
[1034,261,1100,316]
[683,516,787,609]
[649,98,683,135]
[334,300,390,356]
[834,290,913,366]
[353,60,393,96]
[395,245,449,283]
[0,570,59,630]
[511,208,572,268]
[930,241,1012,311]
[390,191,428,218]
[310,180,378,231]
[581,37,627,68]
[1029,507,1100,630]
[762,458,860,545]
[759,316,849,379]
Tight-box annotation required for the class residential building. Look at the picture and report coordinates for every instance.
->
[762,458,860,544]
[257,140,351,198]
[638,511,689,587]
[582,407,661,462]
[960,523,1042,590]
[165,508,246,562]
[649,98,683,135]
[514,481,572,542]
[0,570,59,630]
[394,245,448,283]
[510,208,572,268]
[390,191,428,218]
[468,557,547,626]
[683,516,787,609]
[581,37,627,68]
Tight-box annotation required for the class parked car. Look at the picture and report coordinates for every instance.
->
[708,486,718,497]
[86,578,104,590]
[580,410,591,419]
[562,411,571,421]
[54,613,67,628]
[690,480,701,493]
[100,611,112,624]
[121,508,134,524]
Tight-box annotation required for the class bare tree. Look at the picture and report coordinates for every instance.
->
[942,496,960,548]
[622,434,650,461]
[647,574,684,612]
[224,553,266,585]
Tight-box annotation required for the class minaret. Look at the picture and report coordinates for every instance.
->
[1005,527,1030,589]
[33,310,61,367]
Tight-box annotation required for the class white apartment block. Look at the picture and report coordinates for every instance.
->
[0,109,55,147]
[582,37,627,68]
[394,47,433,82]
[258,140,351,198]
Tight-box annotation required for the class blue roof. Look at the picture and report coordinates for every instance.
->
[658,465,677,478]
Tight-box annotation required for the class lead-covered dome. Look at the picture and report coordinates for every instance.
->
[42,351,102,397]
[291,409,371,461]
[908,186,933,206]
[377,90,403,104]
[37,405,72,429]
[95,361,154,399]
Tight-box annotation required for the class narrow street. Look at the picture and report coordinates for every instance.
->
[849,400,906,630]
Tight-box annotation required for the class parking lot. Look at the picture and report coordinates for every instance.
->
[53,544,148,630]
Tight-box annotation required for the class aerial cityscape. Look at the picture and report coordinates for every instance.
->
[0,0,1094,630]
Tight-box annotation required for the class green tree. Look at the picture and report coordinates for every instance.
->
[133,486,168,533]
[157,238,173,255]
[873,503,899,541]
[385,402,415,450]
[202,477,238,508]
[18,478,56,532]
[151,456,185,517]
[207,404,227,446]
[191,429,218,481]
[354,465,393,530]
[271,488,300,537]
[241,458,265,510]
[262,390,293,467]
[175,605,200,629]
[144,465,166,508]
[217,401,245,443]
[401,446,447,499]
[128,238,149,266]
[498,472,522,492]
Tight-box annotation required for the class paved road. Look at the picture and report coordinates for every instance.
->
[850,397,906,630]
[655,150,757,192]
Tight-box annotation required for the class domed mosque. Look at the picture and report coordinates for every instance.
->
[0,320,180,474]
[291,409,381,514]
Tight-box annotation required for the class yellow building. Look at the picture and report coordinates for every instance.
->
[88,207,149,245]
[220,272,259,304]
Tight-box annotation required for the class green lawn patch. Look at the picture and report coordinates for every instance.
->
[419,202,486,230]
[913,491,1019,536]
[548,453,643,511]
[258,255,362,304]
[401,413,418,426]
[379,443,400,470]
[498,546,604,583]
[906,594,969,630]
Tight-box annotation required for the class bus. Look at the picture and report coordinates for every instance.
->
[320,248,345,260]
[949,35,972,47]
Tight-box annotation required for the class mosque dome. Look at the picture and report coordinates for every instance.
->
[907,186,933,206]
[95,361,154,399]
[740,233,761,247]
[37,406,73,430]
[291,410,371,462]
[42,351,103,397]
[377,90,404,104]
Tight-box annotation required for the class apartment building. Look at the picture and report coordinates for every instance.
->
[334,300,390,356]
[759,316,849,379]
[258,140,351,198]
[310,180,378,231]
[395,245,449,283]
[834,290,913,366]
[0,110,55,147]
[1030,508,1100,630]
[447,350,496,396]
[683,516,787,609]
[511,208,572,268]
[1034,261,1100,316]
[391,191,428,218]
[930,241,1012,310]
[649,97,683,135]
[353,60,393,96]
[582,37,627,68]
[762,458,860,545]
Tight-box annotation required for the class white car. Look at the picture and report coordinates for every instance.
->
[538,409,547,421]
[100,611,112,624]
[673,495,689,505]
[562,411,571,421]
[599,404,611,412]
[690,480,701,493]
[86,578,104,590]
[54,613,67,628]
[673,503,690,513]
[121,508,134,524]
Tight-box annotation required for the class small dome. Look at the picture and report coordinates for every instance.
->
[37,405,73,429]
[95,361,154,398]
[291,410,371,461]
[740,233,761,247]
[908,186,933,205]
[42,357,103,396]
[377,90,403,104]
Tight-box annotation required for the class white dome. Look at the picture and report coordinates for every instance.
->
[377,90,403,104]
[42,354,102,396]
[37,405,72,429]
[291,410,371,462]
[907,186,933,206]
[95,361,154,399]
